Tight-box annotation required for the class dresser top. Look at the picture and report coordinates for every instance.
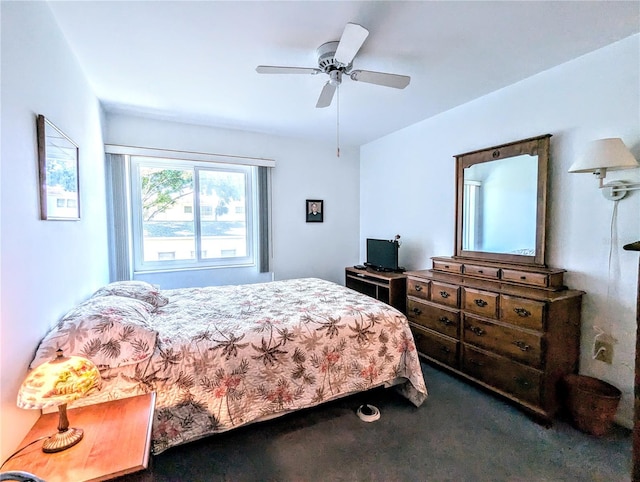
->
[431,256,566,275]
[406,267,584,301]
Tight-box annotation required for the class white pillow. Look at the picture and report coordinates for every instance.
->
[31,296,157,370]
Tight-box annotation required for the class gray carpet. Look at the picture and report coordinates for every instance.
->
[150,362,631,481]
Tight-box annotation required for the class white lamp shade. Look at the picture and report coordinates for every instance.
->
[569,138,639,173]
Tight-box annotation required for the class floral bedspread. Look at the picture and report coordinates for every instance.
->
[62,278,427,454]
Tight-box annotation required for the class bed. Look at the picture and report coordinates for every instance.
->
[29,278,428,454]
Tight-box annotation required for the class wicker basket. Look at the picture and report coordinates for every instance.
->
[563,374,621,436]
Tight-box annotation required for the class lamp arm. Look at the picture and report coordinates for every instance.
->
[594,168,607,188]
[607,181,640,193]
[601,180,640,201]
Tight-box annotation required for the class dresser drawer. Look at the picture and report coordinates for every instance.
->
[463,315,543,369]
[430,281,460,308]
[412,325,459,369]
[501,268,549,287]
[407,299,459,338]
[462,287,499,319]
[462,345,542,407]
[433,260,463,274]
[407,277,430,301]
[463,264,500,280]
[500,295,545,331]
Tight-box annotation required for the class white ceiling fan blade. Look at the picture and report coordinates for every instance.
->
[350,70,411,89]
[334,23,369,66]
[256,65,321,75]
[316,81,336,108]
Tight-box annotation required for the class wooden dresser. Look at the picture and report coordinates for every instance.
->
[407,256,584,422]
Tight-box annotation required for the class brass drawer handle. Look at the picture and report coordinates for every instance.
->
[469,326,485,336]
[412,307,422,315]
[474,299,488,307]
[477,270,484,274]
[440,346,451,354]
[438,316,453,326]
[469,359,484,367]
[439,291,450,299]
[514,307,531,317]
[520,276,527,280]
[414,285,423,292]
[514,340,531,352]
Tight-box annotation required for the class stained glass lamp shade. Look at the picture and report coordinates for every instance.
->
[17,349,101,453]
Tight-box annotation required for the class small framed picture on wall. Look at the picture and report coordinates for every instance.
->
[306,199,323,223]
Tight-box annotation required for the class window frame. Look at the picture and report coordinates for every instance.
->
[129,156,257,273]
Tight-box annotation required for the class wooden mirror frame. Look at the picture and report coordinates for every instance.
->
[454,134,551,266]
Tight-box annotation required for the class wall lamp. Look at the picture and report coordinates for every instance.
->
[569,138,639,201]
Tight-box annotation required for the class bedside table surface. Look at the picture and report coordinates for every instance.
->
[4,392,155,482]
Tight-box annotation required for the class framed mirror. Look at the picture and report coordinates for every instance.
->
[454,134,551,266]
[37,115,80,220]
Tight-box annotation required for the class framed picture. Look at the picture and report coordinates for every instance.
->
[306,199,323,223]
[37,115,80,220]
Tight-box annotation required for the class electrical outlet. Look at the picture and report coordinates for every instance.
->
[594,340,613,364]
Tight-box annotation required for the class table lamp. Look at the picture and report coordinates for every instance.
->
[17,349,101,453]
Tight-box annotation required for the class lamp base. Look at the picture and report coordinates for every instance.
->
[42,427,84,453]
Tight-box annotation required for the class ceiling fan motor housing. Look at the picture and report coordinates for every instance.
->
[317,41,352,74]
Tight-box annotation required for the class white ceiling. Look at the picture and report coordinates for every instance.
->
[48,1,639,147]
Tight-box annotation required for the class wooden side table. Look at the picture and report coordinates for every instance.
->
[3,392,155,482]
[345,266,407,313]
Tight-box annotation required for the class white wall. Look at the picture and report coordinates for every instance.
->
[361,34,640,427]
[0,2,109,459]
[105,114,361,287]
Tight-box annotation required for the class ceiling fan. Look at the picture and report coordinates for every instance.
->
[256,23,410,108]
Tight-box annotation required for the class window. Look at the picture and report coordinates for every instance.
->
[462,180,481,251]
[130,156,256,272]
[190,250,208,258]
[105,146,273,281]
[201,205,213,217]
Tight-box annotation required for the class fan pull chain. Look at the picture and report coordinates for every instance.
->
[336,83,340,158]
